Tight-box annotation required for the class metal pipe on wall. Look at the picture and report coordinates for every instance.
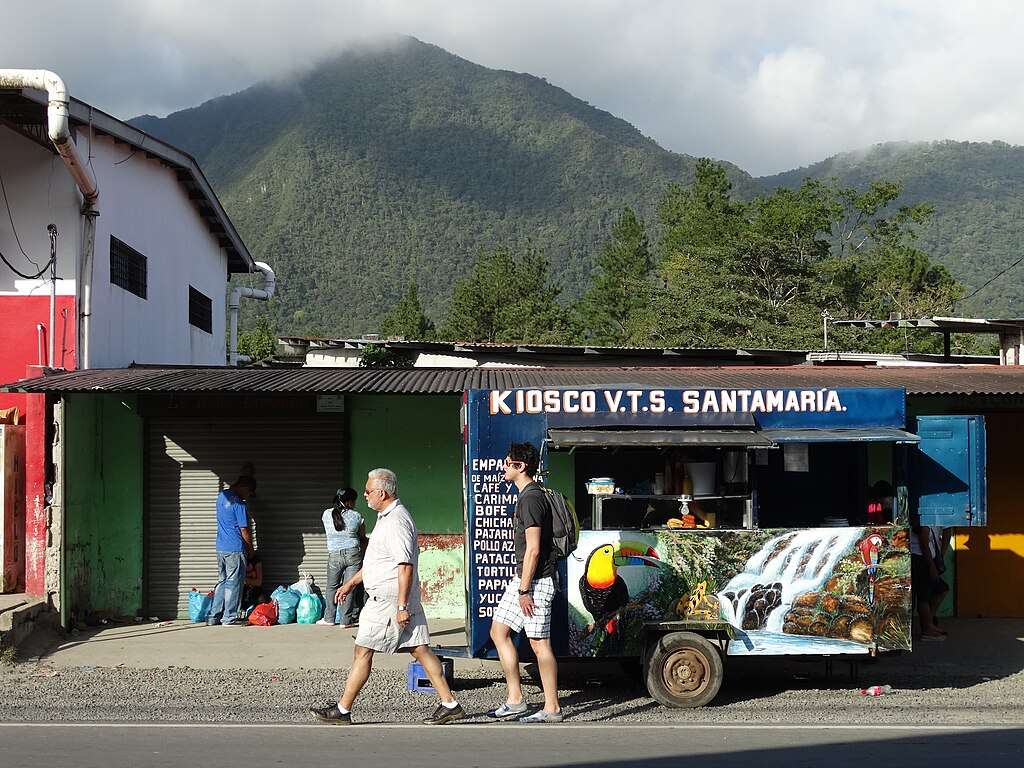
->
[228,261,276,365]
[0,70,100,369]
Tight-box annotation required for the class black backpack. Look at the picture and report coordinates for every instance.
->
[541,487,580,560]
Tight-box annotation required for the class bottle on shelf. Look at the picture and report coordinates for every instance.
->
[681,470,693,497]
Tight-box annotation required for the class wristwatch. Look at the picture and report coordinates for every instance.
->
[398,603,409,612]
[518,588,531,596]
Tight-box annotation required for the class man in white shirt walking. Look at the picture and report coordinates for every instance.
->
[309,468,464,725]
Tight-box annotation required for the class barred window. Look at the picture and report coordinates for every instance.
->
[109,236,147,299]
[188,286,213,334]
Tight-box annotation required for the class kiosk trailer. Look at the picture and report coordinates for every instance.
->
[450,386,987,707]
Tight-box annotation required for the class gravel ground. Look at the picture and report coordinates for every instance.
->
[2,648,1023,725]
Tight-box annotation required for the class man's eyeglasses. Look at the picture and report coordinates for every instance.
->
[503,458,524,468]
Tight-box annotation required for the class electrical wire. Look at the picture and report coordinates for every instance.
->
[0,166,42,268]
[951,253,1024,311]
[0,166,54,279]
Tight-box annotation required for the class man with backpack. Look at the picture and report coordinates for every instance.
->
[488,441,563,723]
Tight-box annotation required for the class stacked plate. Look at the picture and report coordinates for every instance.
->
[822,516,850,527]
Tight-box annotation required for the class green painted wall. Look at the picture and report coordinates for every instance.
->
[65,394,144,619]
[545,449,576,498]
[347,395,464,533]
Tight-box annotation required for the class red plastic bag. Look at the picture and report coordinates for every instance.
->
[249,601,278,626]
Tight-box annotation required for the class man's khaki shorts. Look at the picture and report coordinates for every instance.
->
[354,594,430,653]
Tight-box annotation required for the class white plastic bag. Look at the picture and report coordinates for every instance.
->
[289,572,314,595]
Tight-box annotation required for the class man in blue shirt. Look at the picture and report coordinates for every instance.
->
[207,475,256,626]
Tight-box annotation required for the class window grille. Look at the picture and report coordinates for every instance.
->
[188,286,213,334]
[109,236,147,299]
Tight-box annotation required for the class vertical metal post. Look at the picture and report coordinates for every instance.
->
[47,224,58,368]
[943,331,951,361]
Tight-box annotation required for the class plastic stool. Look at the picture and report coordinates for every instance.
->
[407,657,454,694]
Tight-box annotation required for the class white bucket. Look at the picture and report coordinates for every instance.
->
[685,462,716,496]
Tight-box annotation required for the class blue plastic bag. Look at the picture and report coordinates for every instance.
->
[296,593,324,624]
[188,588,213,623]
[272,586,301,624]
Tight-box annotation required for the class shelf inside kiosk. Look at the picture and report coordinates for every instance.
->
[549,437,905,532]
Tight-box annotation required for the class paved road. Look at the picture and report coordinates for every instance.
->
[1,723,1021,768]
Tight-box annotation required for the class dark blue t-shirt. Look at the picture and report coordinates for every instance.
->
[216,489,249,553]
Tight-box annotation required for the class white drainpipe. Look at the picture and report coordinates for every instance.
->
[229,261,276,365]
[0,69,99,369]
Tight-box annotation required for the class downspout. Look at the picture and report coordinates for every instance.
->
[229,261,276,365]
[0,70,100,369]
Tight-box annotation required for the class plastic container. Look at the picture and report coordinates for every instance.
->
[586,477,616,495]
[685,462,716,496]
[859,685,892,696]
[407,657,455,694]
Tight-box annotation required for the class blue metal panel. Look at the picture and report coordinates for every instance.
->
[911,415,988,528]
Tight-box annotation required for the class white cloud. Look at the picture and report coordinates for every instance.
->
[3,0,1024,174]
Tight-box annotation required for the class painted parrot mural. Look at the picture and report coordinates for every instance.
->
[579,541,662,636]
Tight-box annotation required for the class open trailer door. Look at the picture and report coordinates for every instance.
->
[911,415,987,528]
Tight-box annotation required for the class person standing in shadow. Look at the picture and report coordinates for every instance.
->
[317,488,367,628]
[208,474,256,626]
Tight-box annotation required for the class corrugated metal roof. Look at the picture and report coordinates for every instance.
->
[6,364,1024,396]
[280,335,811,358]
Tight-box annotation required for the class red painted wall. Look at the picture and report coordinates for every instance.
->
[0,294,76,596]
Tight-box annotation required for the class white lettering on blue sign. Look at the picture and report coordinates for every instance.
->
[488,388,844,416]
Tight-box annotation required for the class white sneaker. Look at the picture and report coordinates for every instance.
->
[315,618,334,626]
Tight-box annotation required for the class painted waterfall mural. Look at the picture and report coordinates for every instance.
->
[566,527,912,658]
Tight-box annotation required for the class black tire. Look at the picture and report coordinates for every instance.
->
[644,631,724,708]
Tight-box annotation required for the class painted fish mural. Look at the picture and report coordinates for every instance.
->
[567,527,911,658]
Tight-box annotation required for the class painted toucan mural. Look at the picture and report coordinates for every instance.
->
[579,541,662,636]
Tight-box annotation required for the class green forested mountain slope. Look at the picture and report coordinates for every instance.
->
[132,37,741,335]
[757,141,1024,317]
[134,37,1024,334]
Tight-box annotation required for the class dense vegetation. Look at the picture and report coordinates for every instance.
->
[132,38,1022,350]
[387,161,964,354]
[760,141,1024,317]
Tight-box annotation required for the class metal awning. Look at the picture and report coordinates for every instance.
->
[759,428,920,444]
[548,426,921,448]
[547,429,776,448]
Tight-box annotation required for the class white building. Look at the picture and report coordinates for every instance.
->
[0,70,265,375]
[0,70,269,600]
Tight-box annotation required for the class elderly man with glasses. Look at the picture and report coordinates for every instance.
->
[310,467,465,726]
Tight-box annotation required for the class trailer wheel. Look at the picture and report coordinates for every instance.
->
[644,631,723,708]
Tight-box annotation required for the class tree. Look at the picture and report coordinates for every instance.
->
[577,207,653,344]
[637,159,966,352]
[379,282,436,340]
[236,315,277,362]
[440,247,571,343]
[358,343,411,368]
[634,160,753,346]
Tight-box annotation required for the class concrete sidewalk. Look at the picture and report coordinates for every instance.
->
[21,618,484,672]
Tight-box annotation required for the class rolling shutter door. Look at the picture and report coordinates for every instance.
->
[146,417,344,618]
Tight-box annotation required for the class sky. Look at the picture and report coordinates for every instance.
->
[4,1,1024,175]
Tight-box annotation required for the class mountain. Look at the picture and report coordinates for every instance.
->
[134,38,1024,334]
[132,37,745,335]
[757,141,1024,317]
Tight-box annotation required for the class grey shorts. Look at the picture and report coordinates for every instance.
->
[354,594,430,653]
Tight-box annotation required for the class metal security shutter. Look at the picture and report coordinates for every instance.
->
[146,417,344,618]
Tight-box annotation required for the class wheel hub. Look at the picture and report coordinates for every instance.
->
[662,648,710,696]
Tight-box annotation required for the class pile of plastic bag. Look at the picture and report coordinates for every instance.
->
[263,574,324,626]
